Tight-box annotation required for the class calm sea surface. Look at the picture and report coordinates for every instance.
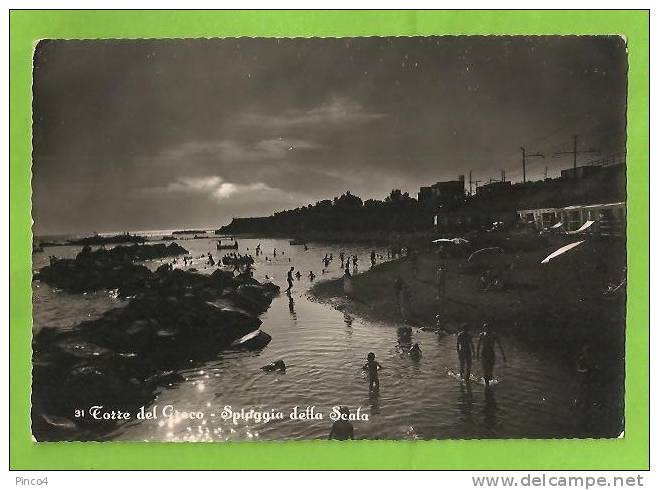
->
[33,233,589,441]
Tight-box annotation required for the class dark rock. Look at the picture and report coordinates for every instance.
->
[32,247,278,441]
[67,233,148,246]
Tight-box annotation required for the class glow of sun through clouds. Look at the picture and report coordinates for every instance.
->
[161,176,279,202]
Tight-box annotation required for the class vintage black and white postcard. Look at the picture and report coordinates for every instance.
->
[31,35,627,442]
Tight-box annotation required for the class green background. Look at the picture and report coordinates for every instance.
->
[9,10,649,470]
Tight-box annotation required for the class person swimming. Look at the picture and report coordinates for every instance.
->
[261,360,286,372]
[309,271,316,281]
[409,343,422,359]
[363,352,382,392]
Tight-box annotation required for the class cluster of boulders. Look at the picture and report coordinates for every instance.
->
[32,245,280,441]
[34,243,189,295]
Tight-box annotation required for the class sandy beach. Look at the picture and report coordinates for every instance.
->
[309,234,627,358]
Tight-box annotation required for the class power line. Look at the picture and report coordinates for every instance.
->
[520,147,544,183]
[552,135,600,171]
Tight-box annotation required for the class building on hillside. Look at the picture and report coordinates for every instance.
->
[560,164,604,180]
[433,208,517,231]
[418,175,465,209]
[517,207,560,229]
[516,201,626,235]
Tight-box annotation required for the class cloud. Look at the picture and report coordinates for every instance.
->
[153,175,290,202]
[239,97,388,130]
[161,137,323,164]
[165,176,223,192]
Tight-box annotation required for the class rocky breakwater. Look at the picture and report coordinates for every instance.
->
[34,242,189,296]
[32,244,280,441]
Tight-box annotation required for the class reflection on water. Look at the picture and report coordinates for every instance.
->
[482,387,499,437]
[33,235,596,441]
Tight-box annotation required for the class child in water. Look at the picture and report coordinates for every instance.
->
[363,352,382,392]
[408,343,422,359]
[261,360,286,372]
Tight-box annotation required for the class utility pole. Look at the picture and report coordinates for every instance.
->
[520,147,544,183]
[553,135,600,174]
[468,170,480,195]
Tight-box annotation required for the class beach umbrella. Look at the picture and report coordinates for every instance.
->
[541,240,585,264]
[566,220,596,235]
[432,238,469,245]
[467,246,504,262]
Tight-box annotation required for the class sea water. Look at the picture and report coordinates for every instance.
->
[32,234,594,441]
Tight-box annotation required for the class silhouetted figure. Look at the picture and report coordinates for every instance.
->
[408,343,422,359]
[436,264,447,299]
[363,352,381,392]
[343,267,354,297]
[456,323,475,382]
[476,323,506,386]
[286,266,294,292]
[399,283,413,321]
[394,276,403,308]
[261,360,286,372]
[328,407,354,440]
[409,248,418,277]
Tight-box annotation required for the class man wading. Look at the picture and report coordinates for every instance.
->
[476,323,506,386]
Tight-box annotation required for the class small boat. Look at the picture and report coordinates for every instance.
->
[217,241,238,250]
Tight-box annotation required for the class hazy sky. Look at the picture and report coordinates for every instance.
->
[32,36,627,235]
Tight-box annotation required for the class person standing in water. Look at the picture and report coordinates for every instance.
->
[394,276,403,309]
[363,352,382,392]
[436,264,447,299]
[456,323,475,382]
[286,266,294,293]
[343,266,354,297]
[370,249,376,267]
[409,248,418,277]
[476,323,506,386]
